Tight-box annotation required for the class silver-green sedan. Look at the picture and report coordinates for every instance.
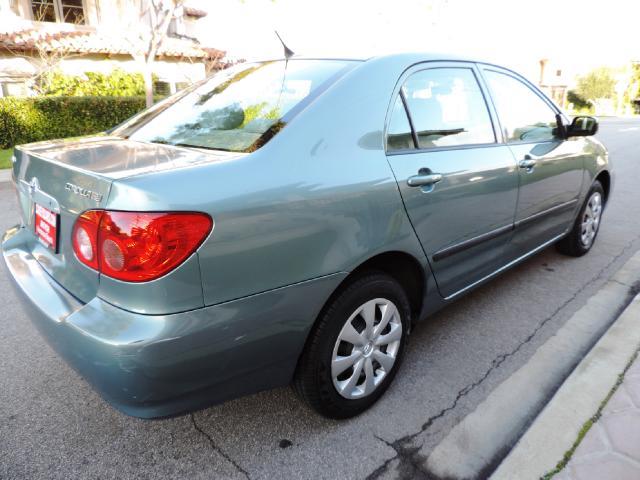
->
[2,54,611,419]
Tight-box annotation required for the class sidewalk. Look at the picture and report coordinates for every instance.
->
[553,353,640,479]
[423,252,640,480]
[491,290,640,480]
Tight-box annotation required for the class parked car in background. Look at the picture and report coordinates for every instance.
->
[2,53,610,419]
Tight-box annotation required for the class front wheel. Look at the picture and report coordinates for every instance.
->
[557,181,605,257]
[293,273,411,419]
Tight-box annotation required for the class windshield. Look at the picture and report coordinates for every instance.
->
[121,59,357,153]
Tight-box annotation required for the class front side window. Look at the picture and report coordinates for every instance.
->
[123,60,356,153]
[401,68,495,149]
[484,70,559,143]
[32,0,85,24]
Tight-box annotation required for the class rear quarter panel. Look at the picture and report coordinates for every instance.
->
[106,57,430,308]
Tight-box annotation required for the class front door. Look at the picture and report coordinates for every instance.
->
[481,68,585,255]
[385,64,519,298]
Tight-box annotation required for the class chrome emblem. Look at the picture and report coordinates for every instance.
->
[65,182,103,203]
[28,177,40,197]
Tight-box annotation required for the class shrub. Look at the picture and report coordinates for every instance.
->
[37,69,150,97]
[0,96,147,149]
[576,68,616,103]
[567,90,594,114]
[567,90,591,110]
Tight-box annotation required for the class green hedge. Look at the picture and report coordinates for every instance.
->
[0,96,147,149]
[38,69,147,96]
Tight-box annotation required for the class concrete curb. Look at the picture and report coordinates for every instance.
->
[423,251,640,480]
[491,295,640,479]
[0,169,12,183]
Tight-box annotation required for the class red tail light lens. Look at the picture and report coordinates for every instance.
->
[98,211,212,282]
[72,210,213,282]
[72,210,103,270]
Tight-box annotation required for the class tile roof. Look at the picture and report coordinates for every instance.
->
[183,6,207,18]
[0,24,224,60]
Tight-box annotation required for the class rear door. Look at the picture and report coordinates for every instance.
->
[385,62,519,299]
[480,67,585,255]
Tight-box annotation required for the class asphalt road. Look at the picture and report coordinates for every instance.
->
[1,118,640,480]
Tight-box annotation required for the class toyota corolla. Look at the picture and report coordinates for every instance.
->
[2,54,611,419]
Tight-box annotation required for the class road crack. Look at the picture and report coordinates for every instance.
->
[368,435,431,480]
[190,413,251,479]
[367,236,640,479]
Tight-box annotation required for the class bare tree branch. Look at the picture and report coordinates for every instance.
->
[4,7,87,94]
[125,0,185,107]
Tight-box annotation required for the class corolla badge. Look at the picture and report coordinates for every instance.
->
[65,182,103,203]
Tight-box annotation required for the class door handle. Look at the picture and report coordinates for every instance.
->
[407,173,443,187]
[518,157,536,169]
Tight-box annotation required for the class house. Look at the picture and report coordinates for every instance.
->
[0,0,226,97]
[632,61,640,114]
[537,58,569,109]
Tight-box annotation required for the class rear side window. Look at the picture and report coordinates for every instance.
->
[400,68,495,149]
[483,70,559,143]
[122,60,356,153]
[386,95,415,151]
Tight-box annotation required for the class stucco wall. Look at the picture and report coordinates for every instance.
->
[0,54,37,80]
[0,0,209,96]
[55,54,206,83]
[0,51,206,96]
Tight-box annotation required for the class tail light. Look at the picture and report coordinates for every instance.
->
[73,210,102,271]
[72,210,213,282]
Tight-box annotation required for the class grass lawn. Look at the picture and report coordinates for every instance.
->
[0,149,13,169]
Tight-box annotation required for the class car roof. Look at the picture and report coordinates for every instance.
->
[249,52,501,71]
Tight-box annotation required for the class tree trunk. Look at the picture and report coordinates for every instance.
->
[143,63,154,108]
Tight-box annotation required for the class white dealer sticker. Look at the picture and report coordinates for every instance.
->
[35,204,58,251]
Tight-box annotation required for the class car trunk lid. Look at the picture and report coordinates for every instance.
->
[12,136,235,303]
[13,147,112,303]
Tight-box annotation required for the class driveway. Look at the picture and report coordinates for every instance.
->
[1,118,640,480]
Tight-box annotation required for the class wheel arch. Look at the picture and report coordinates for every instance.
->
[304,251,427,344]
[595,170,611,204]
[292,250,427,383]
[346,251,426,319]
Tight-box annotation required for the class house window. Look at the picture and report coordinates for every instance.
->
[153,81,171,97]
[31,0,56,21]
[1,81,28,97]
[31,0,85,24]
[168,17,185,37]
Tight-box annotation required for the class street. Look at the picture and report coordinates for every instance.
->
[1,118,639,480]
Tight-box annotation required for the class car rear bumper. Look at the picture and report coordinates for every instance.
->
[2,225,346,418]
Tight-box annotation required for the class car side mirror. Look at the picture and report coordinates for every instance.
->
[567,116,598,137]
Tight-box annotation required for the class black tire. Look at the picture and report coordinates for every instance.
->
[557,180,605,257]
[293,272,411,419]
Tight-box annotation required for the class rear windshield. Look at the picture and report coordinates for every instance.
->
[120,59,357,153]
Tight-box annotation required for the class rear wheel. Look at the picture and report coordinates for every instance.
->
[294,273,411,419]
[557,181,605,257]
